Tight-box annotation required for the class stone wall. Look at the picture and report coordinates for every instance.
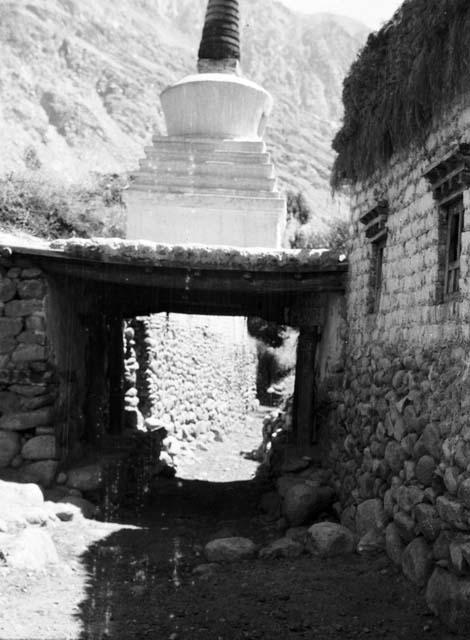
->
[323,98,470,631]
[0,257,59,487]
[126,313,258,469]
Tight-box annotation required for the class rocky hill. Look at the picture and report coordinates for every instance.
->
[0,0,368,228]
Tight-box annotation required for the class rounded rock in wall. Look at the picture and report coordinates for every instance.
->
[444,467,460,495]
[457,478,470,509]
[385,441,406,473]
[0,431,21,467]
[402,537,433,586]
[21,460,58,487]
[21,435,58,461]
[416,455,436,486]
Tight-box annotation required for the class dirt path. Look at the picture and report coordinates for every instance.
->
[0,414,465,640]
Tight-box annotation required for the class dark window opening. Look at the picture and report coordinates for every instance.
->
[369,236,386,314]
[441,196,464,300]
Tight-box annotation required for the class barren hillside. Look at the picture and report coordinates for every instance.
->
[0,0,368,226]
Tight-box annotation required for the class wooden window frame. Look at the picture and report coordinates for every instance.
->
[424,144,470,304]
[360,201,388,315]
[373,236,386,312]
[442,196,464,300]
[369,235,386,314]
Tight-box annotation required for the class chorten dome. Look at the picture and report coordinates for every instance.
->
[160,0,273,140]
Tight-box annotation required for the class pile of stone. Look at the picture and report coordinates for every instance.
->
[0,261,59,487]
[199,522,357,570]
[126,314,258,471]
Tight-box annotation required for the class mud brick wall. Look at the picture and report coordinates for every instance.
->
[323,100,470,630]
[0,257,59,487]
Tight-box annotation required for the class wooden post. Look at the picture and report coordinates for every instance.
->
[108,315,125,436]
[85,314,108,446]
[293,326,318,447]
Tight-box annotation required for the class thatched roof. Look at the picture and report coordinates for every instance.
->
[331,0,470,188]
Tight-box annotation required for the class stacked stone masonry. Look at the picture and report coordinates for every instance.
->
[323,98,470,632]
[0,258,59,488]
[125,314,258,469]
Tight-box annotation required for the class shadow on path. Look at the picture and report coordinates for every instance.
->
[77,476,269,640]
[76,477,461,640]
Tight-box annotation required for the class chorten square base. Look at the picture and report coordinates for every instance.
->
[126,190,285,248]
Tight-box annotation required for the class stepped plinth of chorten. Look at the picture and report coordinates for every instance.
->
[126,0,286,249]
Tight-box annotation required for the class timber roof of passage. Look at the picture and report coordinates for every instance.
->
[0,234,347,321]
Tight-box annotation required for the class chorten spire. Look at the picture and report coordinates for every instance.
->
[198,0,241,74]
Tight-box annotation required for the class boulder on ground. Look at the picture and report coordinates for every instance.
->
[0,479,47,527]
[45,501,81,522]
[426,568,470,633]
[282,484,335,526]
[0,479,43,509]
[205,537,257,563]
[307,522,355,558]
[259,537,304,559]
[2,528,59,570]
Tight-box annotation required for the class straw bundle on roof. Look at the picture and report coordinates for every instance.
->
[331,0,470,189]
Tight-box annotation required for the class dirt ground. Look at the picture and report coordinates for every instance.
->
[0,414,466,640]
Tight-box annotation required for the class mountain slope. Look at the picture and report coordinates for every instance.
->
[0,0,368,228]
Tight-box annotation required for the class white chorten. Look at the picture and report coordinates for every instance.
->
[125,0,286,248]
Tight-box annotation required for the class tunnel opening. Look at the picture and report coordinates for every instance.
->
[123,312,266,484]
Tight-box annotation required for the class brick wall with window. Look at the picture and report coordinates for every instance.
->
[320,99,470,617]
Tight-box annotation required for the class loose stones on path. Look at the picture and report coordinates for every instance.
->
[306,522,355,558]
[205,537,257,563]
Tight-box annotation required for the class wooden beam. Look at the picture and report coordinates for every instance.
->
[84,314,108,446]
[108,315,125,435]
[38,258,346,294]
